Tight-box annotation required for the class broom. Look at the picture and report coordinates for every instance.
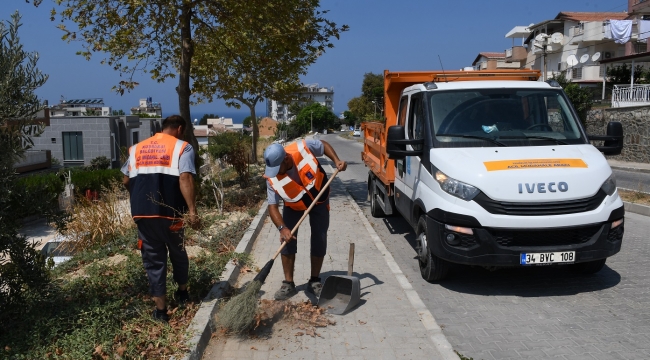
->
[217,169,340,334]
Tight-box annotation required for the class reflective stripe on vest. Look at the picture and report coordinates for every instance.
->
[128,133,189,219]
[267,140,327,210]
[129,135,186,177]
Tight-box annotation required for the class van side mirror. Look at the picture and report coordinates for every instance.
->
[386,125,424,159]
[588,122,623,156]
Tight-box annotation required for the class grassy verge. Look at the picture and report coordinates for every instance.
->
[1,176,265,359]
[618,189,650,206]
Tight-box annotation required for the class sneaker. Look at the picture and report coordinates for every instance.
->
[152,308,169,323]
[307,279,323,297]
[274,281,297,300]
[175,289,189,305]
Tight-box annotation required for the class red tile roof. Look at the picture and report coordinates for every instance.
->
[478,52,506,59]
[555,12,628,22]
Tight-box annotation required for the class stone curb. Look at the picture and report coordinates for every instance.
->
[178,201,269,360]
[624,201,650,217]
[610,165,650,174]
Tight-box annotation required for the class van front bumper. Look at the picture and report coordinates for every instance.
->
[426,206,625,266]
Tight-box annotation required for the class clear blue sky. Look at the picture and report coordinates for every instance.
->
[1,0,628,119]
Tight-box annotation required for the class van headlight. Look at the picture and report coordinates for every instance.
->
[600,174,617,196]
[435,170,480,201]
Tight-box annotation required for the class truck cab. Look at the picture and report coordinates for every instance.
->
[363,70,625,282]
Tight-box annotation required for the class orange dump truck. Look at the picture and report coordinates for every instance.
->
[361,69,625,281]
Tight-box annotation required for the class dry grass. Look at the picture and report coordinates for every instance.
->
[618,189,650,206]
[59,181,134,253]
[256,137,275,161]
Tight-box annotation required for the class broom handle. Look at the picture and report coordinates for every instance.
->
[272,168,340,260]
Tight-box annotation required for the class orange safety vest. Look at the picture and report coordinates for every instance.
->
[127,133,189,220]
[266,140,329,211]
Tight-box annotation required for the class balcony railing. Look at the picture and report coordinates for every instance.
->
[612,84,650,107]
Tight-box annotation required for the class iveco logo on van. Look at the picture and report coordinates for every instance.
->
[518,182,568,193]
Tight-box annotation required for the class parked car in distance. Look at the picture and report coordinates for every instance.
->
[353,129,361,137]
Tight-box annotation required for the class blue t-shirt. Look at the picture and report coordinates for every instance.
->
[121,142,196,176]
[266,139,324,205]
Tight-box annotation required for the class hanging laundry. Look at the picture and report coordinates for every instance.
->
[610,20,633,44]
[639,20,650,42]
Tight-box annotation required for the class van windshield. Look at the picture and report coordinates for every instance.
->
[428,88,586,148]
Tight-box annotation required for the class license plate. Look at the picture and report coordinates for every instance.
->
[520,251,575,265]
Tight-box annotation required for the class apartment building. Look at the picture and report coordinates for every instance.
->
[130,97,163,117]
[49,97,112,117]
[524,12,630,85]
[266,84,334,122]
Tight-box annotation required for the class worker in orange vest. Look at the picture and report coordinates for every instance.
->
[264,139,347,300]
[122,115,200,323]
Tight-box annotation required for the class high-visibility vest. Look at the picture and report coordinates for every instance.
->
[266,140,329,211]
[127,133,189,220]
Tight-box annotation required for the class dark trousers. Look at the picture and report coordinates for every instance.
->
[281,201,330,257]
[137,218,189,297]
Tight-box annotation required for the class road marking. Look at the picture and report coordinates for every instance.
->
[326,164,458,360]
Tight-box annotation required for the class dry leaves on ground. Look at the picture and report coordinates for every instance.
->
[253,299,336,337]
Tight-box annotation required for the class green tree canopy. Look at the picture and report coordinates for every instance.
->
[551,71,593,125]
[190,0,347,162]
[346,72,384,121]
[243,115,262,127]
[199,113,219,126]
[39,0,241,166]
[606,63,649,84]
[0,11,51,329]
[292,102,337,134]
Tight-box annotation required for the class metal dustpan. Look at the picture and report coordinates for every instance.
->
[318,243,360,315]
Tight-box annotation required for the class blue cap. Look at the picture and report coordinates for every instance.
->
[264,143,286,177]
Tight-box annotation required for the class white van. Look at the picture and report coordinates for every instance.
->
[368,78,625,281]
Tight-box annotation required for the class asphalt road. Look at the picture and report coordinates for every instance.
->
[613,169,650,192]
[320,133,650,360]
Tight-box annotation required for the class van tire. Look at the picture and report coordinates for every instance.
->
[369,182,385,218]
[417,216,449,282]
[571,259,606,274]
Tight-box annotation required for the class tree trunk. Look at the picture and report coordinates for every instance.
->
[178,3,200,168]
[242,98,260,164]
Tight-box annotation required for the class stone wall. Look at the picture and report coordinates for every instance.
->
[584,106,650,163]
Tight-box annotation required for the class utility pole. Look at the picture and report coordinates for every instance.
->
[310,110,313,133]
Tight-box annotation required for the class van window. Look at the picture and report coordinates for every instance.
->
[397,96,408,126]
[428,89,585,148]
[407,95,424,151]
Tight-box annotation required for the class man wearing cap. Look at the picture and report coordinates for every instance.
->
[264,139,347,300]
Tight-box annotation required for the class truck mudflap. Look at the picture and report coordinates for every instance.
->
[426,206,625,267]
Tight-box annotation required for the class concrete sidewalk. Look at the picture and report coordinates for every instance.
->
[608,159,650,173]
[203,172,455,360]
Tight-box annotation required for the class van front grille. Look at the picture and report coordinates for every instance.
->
[473,190,607,216]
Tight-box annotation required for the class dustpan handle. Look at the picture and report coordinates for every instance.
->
[348,243,354,276]
[272,168,340,260]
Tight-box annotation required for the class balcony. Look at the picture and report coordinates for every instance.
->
[612,84,650,107]
[505,46,527,63]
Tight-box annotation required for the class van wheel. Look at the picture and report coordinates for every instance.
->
[369,183,385,218]
[572,259,606,274]
[416,216,449,282]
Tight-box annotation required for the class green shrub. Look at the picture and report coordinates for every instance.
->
[13,173,65,218]
[90,155,111,170]
[71,169,123,193]
[207,132,251,185]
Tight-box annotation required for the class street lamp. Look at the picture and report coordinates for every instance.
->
[371,101,377,119]
[310,110,313,133]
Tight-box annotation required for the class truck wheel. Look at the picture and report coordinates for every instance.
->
[416,216,449,282]
[369,183,385,218]
[571,259,606,274]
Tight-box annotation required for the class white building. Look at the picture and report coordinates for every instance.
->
[524,12,630,86]
[130,97,162,117]
[49,97,112,117]
[266,84,334,122]
[207,117,243,132]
